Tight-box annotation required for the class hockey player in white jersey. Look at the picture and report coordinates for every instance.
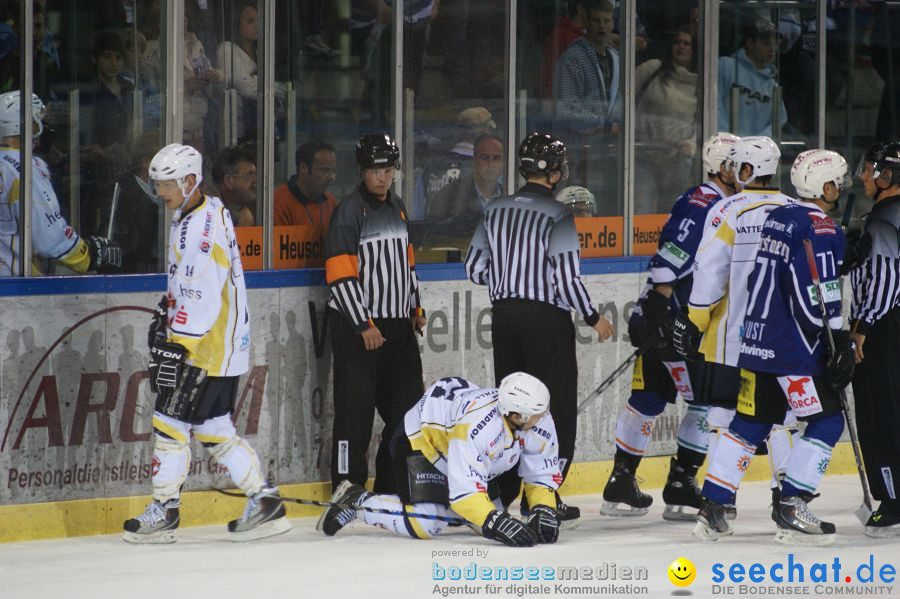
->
[672,136,799,517]
[317,373,563,547]
[123,144,290,543]
[602,132,739,520]
[0,91,120,275]
[693,149,854,546]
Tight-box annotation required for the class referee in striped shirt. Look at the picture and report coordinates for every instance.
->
[325,134,426,494]
[849,141,900,536]
[465,132,614,521]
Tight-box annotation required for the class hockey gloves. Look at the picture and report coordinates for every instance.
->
[638,288,673,349]
[147,295,169,349]
[825,330,856,390]
[672,311,703,361]
[839,231,872,276]
[482,510,539,547]
[149,340,186,394]
[85,236,122,271]
[527,505,560,544]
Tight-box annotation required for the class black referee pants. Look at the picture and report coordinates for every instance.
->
[851,308,900,504]
[329,309,425,493]
[490,299,577,507]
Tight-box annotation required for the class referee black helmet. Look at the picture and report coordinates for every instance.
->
[871,141,900,182]
[356,133,400,169]
[518,132,567,180]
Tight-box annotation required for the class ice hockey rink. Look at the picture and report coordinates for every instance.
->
[2,475,897,599]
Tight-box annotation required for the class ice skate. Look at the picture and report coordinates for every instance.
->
[601,462,652,517]
[228,486,291,542]
[692,499,734,541]
[773,495,835,546]
[662,457,703,521]
[123,499,180,544]
[317,480,370,537]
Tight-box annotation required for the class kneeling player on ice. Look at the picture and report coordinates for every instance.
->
[123,144,289,544]
[317,373,563,547]
[694,149,856,546]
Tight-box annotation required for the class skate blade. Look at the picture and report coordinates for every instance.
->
[691,520,727,541]
[774,527,835,547]
[122,530,177,544]
[560,519,580,531]
[662,505,699,522]
[229,516,292,542]
[599,502,649,517]
[863,525,900,539]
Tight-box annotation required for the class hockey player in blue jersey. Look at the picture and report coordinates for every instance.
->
[694,149,856,546]
[601,133,740,519]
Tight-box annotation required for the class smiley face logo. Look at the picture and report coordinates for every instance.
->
[668,557,696,587]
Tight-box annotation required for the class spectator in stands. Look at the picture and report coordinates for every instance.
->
[424,106,497,198]
[216,1,259,139]
[80,31,134,235]
[111,134,162,273]
[426,133,504,223]
[185,12,224,152]
[717,17,788,137]
[634,27,698,213]
[539,1,588,99]
[274,141,338,226]
[120,28,161,132]
[553,0,620,208]
[212,146,257,226]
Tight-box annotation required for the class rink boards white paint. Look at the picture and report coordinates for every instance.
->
[0,267,859,541]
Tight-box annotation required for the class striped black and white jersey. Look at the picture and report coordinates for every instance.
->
[850,195,900,335]
[465,183,600,325]
[325,185,422,332]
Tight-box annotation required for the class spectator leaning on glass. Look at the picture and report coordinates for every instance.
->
[717,16,788,137]
[324,133,426,495]
[211,147,256,226]
[274,141,338,227]
[0,91,120,276]
[634,26,698,214]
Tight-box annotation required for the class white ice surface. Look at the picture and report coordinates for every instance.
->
[2,475,897,599]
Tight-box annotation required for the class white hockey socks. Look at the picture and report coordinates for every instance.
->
[677,405,710,454]
[360,495,450,539]
[151,433,190,503]
[783,436,833,496]
[702,430,757,504]
[766,424,796,489]
[615,403,657,457]
[196,415,265,497]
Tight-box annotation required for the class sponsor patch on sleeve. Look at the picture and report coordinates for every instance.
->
[809,213,837,235]
[807,280,841,304]
[658,241,690,268]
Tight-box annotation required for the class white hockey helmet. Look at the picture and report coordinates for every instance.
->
[726,135,780,187]
[498,372,550,417]
[702,132,741,175]
[0,91,46,138]
[790,149,848,199]
[556,185,596,216]
[149,143,203,209]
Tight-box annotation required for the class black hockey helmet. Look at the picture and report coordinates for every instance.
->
[870,141,900,182]
[356,133,400,169]
[518,132,567,179]
[855,141,890,177]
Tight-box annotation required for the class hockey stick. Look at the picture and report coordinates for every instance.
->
[802,239,874,524]
[840,192,856,230]
[577,347,641,414]
[106,181,121,240]
[213,487,467,525]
